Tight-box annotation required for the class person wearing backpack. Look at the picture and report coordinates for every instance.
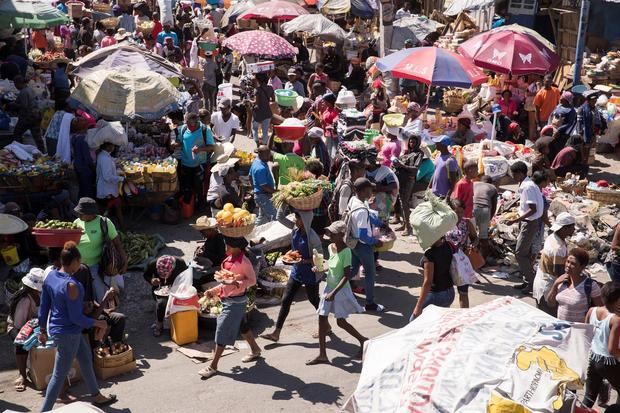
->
[547,247,603,322]
[345,178,385,312]
[171,112,215,207]
[328,159,366,223]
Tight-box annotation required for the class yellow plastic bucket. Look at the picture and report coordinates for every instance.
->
[1,245,19,266]
[170,310,198,345]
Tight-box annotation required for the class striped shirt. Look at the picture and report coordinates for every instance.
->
[556,279,601,323]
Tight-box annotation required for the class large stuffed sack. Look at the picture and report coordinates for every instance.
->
[409,192,458,250]
[86,120,128,149]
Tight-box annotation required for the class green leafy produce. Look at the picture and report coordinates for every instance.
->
[259,268,288,283]
[272,179,332,209]
[34,220,80,230]
[6,278,22,293]
[265,252,281,266]
[119,232,159,266]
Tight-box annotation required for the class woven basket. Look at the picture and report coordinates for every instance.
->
[557,178,588,195]
[219,224,255,238]
[586,188,620,205]
[137,21,155,35]
[101,17,118,29]
[443,96,466,113]
[92,2,112,12]
[287,188,323,211]
[94,346,134,368]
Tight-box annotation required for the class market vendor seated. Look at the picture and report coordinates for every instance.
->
[143,255,188,337]
[36,189,75,222]
[191,216,226,274]
[551,135,588,179]
[206,158,242,216]
[450,118,476,146]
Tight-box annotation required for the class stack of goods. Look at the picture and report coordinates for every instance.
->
[272,179,332,211]
[120,157,178,193]
[443,89,468,113]
[437,12,478,52]
[93,342,136,379]
[119,232,164,269]
[0,152,69,192]
[583,51,620,84]
[215,203,256,237]
[337,109,367,141]
[28,50,69,68]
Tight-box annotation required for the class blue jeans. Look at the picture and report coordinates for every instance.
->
[41,334,100,412]
[409,287,455,322]
[254,192,276,226]
[252,117,271,145]
[351,242,377,305]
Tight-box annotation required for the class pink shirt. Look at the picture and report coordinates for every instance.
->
[100,36,117,48]
[380,138,402,167]
[208,254,256,299]
[499,97,518,118]
[321,107,339,138]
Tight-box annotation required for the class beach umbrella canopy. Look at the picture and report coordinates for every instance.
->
[281,14,347,42]
[220,0,255,27]
[390,16,443,50]
[70,44,183,79]
[0,0,70,29]
[222,30,297,59]
[344,297,592,413]
[458,24,559,75]
[70,69,181,121]
[375,47,486,88]
[237,0,308,21]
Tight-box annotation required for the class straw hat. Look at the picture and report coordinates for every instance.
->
[191,216,217,231]
[211,142,235,163]
[0,213,28,235]
[114,28,130,41]
[211,157,239,174]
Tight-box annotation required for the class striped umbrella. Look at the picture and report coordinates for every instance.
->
[375,47,486,88]
[70,69,180,121]
[0,0,70,29]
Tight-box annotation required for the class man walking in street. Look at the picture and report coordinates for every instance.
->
[202,51,219,111]
[506,161,544,295]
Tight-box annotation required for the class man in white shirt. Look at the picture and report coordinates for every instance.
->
[210,98,240,143]
[96,142,125,228]
[506,161,544,295]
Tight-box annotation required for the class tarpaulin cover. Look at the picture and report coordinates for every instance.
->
[281,14,348,41]
[344,297,593,413]
[390,16,443,49]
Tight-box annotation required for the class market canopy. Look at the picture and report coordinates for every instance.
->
[220,0,254,27]
[222,30,297,59]
[70,69,181,121]
[69,44,183,79]
[390,16,443,50]
[318,0,377,18]
[375,46,486,88]
[281,14,347,42]
[0,0,70,29]
[344,298,592,413]
[458,24,559,75]
[237,0,308,21]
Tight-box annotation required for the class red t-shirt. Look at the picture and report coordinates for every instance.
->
[452,177,474,218]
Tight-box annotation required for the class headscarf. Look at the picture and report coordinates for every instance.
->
[508,122,520,134]
[560,91,573,102]
[407,102,421,116]
[156,255,175,279]
[457,117,471,128]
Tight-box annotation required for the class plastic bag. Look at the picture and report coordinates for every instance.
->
[165,267,199,317]
[189,38,199,69]
[409,192,458,250]
[85,120,128,149]
[450,249,478,286]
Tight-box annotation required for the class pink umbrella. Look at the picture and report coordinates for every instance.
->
[237,0,309,21]
[458,26,559,75]
[222,30,298,59]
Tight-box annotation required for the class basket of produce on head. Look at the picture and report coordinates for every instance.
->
[216,203,256,237]
[274,118,306,141]
[273,179,331,211]
[374,227,396,252]
[32,221,83,248]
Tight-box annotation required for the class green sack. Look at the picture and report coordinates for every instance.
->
[409,191,458,251]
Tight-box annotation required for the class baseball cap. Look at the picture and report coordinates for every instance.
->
[432,135,452,146]
[550,212,576,232]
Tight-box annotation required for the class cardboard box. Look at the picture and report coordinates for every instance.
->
[28,346,81,391]
[94,360,137,380]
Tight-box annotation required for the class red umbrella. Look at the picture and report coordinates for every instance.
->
[458,26,559,75]
[222,30,297,59]
[237,0,309,21]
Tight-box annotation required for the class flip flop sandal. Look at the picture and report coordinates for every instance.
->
[14,378,26,392]
[305,357,330,366]
[241,352,262,363]
[198,366,218,379]
[92,394,117,407]
[260,334,279,343]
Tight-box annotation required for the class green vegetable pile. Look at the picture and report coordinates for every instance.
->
[119,232,159,266]
[265,252,281,266]
[259,268,288,284]
[34,220,80,230]
[273,179,332,209]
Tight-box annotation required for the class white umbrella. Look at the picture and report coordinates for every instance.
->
[281,14,347,42]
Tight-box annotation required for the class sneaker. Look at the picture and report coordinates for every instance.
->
[365,303,385,313]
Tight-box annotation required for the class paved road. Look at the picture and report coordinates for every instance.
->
[0,134,618,413]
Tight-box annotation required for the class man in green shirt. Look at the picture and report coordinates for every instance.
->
[268,138,305,188]
[73,198,127,303]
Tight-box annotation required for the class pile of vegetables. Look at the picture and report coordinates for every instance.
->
[272,179,332,209]
[259,268,288,284]
[215,203,255,228]
[119,232,160,266]
[199,286,256,314]
[94,342,131,358]
[265,252,281,266]
[34,220,80,230]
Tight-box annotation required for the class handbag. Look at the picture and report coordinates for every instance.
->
[465,246,485,270]
[450,250,478,287]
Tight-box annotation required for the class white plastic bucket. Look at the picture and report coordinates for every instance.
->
[216,83,233,106]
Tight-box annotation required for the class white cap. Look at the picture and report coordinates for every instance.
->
[550,212,576,232]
